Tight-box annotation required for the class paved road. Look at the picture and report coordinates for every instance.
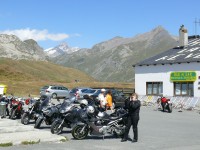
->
[2,107,200,150]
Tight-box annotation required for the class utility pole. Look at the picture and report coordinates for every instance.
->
[194,18,200,36]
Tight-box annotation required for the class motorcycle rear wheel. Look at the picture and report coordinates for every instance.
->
[21,113,30,125]
[168,105,172,113]
[72,125,89,140]
[51,121,63,134]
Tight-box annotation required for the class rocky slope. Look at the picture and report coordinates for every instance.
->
[0,34,47,60]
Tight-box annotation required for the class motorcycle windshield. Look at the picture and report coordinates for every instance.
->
[39,98,50,110]
[64,96,76,103]
[78,108,88,121]
[29,99,35,104]
[60,100,71,109]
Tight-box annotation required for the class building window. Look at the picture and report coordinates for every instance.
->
[146,82,163,95]
[174,82,194,96]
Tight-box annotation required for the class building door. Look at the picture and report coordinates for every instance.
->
[174,82,194,96]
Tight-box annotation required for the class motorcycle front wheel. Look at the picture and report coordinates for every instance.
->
[34,118,43,128]
[72,125,89,140]
[10,109,16,119]
[51,121,63,134]
[21,113,30,125]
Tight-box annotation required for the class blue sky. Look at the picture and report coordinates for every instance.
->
[0,0,200,49]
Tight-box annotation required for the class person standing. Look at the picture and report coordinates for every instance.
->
[98,89,107,112]
[121,93,141,143]
[105,90,113,112]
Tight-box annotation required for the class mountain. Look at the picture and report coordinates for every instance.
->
[0,34,47,60]
[45,42,79,58]
[53,26,178,82]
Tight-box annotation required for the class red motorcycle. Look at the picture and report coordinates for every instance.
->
[9,98,24,119]
[160,97,172,113]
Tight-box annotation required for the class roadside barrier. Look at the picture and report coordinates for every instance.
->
[139,95,200,111]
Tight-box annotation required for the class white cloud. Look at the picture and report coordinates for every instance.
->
[0,28,69,41]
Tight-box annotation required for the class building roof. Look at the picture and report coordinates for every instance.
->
[134,35,200,67]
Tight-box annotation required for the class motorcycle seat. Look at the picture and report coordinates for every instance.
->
[109,116,120,120]
[100,115,120,121]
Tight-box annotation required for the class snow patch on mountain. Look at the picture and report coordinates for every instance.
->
[45,42,80,58]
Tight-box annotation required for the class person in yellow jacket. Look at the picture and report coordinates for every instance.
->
[106,90,113,112]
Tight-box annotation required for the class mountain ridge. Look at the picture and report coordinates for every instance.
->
[0,26,178,82]
[52,26,178,82]
[44,42,80,58]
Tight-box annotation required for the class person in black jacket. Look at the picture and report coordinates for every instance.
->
[121,93,141,142]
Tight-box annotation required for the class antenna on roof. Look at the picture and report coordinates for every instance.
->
[194,18,200,36]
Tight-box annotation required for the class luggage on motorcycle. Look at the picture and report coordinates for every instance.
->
[0,102,7,118]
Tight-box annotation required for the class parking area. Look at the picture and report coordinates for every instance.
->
[3,106,200,150]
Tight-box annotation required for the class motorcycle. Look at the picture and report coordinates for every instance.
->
[160,97,172,113]
[51,96,79,134]
[34,97,61,129]
[9,98,24,119]
[71,106,127,140]
[21,98,41,125]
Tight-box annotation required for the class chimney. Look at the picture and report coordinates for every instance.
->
[179,25,188,47]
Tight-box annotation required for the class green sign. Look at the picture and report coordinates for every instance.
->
[170,71,197,82]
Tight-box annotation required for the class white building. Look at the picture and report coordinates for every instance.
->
[134,26,200,97]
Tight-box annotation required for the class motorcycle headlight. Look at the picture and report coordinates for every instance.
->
[98,112,104,117]
[13,103,18,106]
[60,109,65,113]
[65,107,71,112]
[35,114,40,118]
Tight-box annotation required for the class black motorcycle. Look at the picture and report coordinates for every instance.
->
[51,97,79,134]
[34,98,61,128]
[21,98,41,125]
[71,107,127,140]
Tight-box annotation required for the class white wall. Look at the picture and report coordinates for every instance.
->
[135,62,200,97]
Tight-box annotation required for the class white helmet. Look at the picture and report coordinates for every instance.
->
[80,99,88,106]
[87,106,95,114]
[101,89,106,92]
[98,112,105,118]
[34,97,40,100]
[17,98,22,101]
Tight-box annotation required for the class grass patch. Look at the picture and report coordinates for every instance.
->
[21,139,40,145]
[60,136,69,142]
[0,142,13,147]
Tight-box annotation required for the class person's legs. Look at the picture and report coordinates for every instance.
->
[6,108,9,116]
[121,116,132,141]
[132,117,139,142]
[161,102,166,112]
